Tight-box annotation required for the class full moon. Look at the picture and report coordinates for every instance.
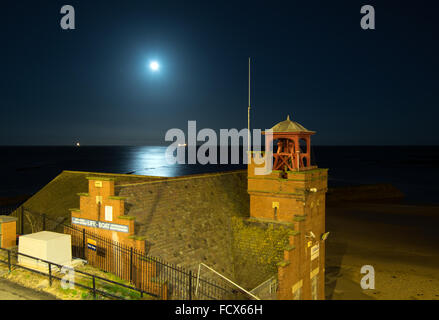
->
[149,61,159,71]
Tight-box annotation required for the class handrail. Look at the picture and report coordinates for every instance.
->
[196,263,260,300]
[12,207,240,300]
[0,247,158,299]
[250,276,277,293]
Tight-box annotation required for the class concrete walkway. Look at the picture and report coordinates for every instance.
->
[0,278,57,300]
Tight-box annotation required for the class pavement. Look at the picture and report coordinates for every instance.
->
[0,277,57,300]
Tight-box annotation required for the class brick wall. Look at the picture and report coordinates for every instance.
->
[248,154,328,299]
[1,220,17,248]
[274,173,327,300]
[70,177,146,251]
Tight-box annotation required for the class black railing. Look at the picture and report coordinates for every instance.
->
[0,247,156,300]
[64,223,237,299]
[10,207,248,300]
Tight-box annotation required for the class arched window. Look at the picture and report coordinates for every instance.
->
[302,156,308,167]
[299,138,307,153]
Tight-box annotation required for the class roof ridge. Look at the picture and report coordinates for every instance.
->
[62,170,165,179]
[116,170,246,188]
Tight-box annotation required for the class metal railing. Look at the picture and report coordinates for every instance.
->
[10,207,243,300]
[250,276,277,300]
[0,247,156,300]
[64,224,239,300]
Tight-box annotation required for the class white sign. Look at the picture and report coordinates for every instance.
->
[105,206,113,222]
[72,217,129,233]
[311,244,319,261]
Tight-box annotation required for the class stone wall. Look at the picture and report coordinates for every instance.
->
[231,217,296,289]
[117,170,249,280]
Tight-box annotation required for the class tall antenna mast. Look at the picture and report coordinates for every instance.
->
[248,57,251,162]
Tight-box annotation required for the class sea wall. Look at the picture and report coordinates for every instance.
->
[117,170,249,280]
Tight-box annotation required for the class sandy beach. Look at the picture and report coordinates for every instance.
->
[326,202,439,300]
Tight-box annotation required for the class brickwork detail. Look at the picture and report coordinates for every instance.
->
[70,177,146,252]
[248,153,328,300]
[0,217,17,249]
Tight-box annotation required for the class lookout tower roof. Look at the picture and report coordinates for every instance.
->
[270,115,315,134]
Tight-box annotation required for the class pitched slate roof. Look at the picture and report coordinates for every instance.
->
[270,115,314,133]
[17,169,249,278]
[116,170,249,274]
[17,170,166,218]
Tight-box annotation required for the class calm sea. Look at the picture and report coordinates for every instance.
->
[0,146,438,205]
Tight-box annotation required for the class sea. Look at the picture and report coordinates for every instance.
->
[0,146,438,205]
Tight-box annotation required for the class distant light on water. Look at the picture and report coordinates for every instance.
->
[130,146,178,176]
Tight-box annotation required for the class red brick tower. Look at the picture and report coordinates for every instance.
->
[248,115,328,300]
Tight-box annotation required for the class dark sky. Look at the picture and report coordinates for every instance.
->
[1,0,438,145]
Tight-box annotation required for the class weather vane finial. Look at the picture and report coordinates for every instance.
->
[248,57,251,161]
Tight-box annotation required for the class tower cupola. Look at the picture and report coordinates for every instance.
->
[264,115,316,172]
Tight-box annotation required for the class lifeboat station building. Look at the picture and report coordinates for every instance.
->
[11,116,328,300]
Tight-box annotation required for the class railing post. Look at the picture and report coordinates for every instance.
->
[42,214,46,231]
[189,270,192,300]
[7,250,11,273]
[48,263,52,286]
[92,275,96,299]
[130,247,133,282]
[82,229,86,259]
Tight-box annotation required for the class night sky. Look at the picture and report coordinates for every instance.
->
[1,0,438,146]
